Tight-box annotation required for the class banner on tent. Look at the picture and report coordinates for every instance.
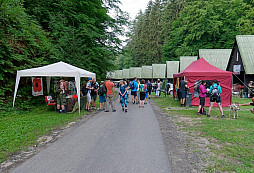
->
[32,77,43,96]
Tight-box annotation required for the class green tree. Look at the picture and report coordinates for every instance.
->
[0,0,52,96]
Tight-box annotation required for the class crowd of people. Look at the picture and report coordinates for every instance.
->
[80,77,158,113]
[55,76,254,116]
[176,78,254,117]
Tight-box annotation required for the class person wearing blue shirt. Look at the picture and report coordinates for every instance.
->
[119,80,128,112]
[207,79,225,118]
[130,77,138,104]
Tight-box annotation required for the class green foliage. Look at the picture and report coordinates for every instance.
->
[0,0,128,99]
[0,0,52,96]
[164,0,254,58]
[122,0,254,67]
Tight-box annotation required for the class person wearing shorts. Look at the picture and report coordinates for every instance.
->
[197,81,208,115]
[131,77,138,104]
[139,79,147,108]
[146,80,152,99]
[207,79,225,118]
[179,78,188,107]
[85,78,92,111]
[239,97,254,114]
[56,77,67,113]
[99,81,106,110]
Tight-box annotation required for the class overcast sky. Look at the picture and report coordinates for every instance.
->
[120,0,150,20]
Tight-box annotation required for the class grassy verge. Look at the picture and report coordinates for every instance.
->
[0,95,106,164]
[152,94,254,172]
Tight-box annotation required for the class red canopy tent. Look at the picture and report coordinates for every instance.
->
[173,58,232,107]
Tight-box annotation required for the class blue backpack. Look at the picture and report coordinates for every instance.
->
[140,84,145,92]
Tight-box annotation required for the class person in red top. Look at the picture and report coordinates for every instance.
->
[105,76,116,112]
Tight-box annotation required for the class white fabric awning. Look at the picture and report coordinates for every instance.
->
[13,61,96,114]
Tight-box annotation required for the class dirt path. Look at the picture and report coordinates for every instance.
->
[149,99,209,173]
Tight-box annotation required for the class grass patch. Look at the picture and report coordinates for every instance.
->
[152,95,254,172]
[0,98,98,163]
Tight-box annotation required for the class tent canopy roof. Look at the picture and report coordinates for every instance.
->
[174,58,232,77]
[18,61,96,78]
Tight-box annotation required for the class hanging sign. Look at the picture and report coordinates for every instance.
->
[32,77,43,96]
[233,65,241,74]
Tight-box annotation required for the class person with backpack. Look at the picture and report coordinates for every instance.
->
[130,77,138,104]
[147,80,152,99]
[119,80,128,112]
[91,78,99,109]
[56,77,68,113]
[207,79,225,118]
[139,79,147,108]
[98,81,107,111]
[197,81,209,115]
[105,76,116,112]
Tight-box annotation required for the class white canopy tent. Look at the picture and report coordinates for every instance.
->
[13,61,96,114]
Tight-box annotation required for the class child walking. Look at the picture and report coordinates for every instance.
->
[119,80,128,112]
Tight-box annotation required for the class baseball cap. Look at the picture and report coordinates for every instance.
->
[88,77,92,80]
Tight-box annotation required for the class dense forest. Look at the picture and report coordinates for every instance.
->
[117,0,254,69]
[1,0,254,99]
[0,0,128,98]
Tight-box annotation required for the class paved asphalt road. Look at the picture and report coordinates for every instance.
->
[10,98,171,173]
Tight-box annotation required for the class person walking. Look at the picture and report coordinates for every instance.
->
[91,78,99,109]
[130,77,138,104]
[155,79,161,98]
[207,79,225,118]
[139,79,147,108]
[197,81,208,115]
[105,77,116,112]
[126,80,130,103]
[145,86,149,104]
[137,80,140,104]
[98,81,107,111]
[119,80,128,112]
[179,78,188,107]
[85,78,92,111]
[147,80,152,99]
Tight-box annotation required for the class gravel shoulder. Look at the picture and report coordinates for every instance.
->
[149,99,209,173]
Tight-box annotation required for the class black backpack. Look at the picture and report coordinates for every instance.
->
[98,85,107,95]
[82,85,88,96]
[147,83,152,90]
[130,82,135,90]
[55,81,61,94]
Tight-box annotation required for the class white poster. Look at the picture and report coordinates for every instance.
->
[32,77,43,96]
[233,65,241,74]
